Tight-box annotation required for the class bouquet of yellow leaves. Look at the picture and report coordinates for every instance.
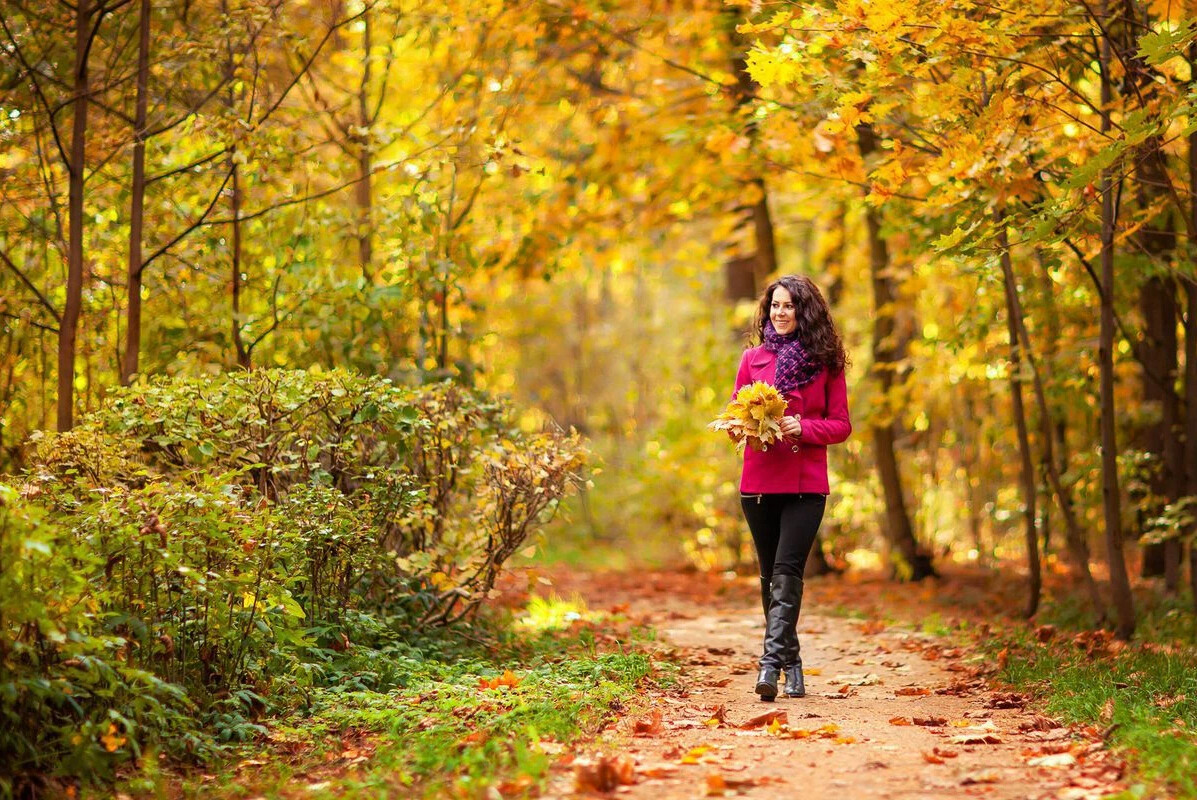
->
[708,381,788,453]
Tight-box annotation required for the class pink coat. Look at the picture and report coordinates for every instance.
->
[733,345,852,495]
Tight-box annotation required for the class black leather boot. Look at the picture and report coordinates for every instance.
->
[755,574,778,700]
[755,665,779,701]
[757,574,802,701]
[782,576,806,697]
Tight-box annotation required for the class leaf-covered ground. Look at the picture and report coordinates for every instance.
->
[139,565,1196,799]
[539,568,1133,800]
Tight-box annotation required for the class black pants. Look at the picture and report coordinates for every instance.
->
[740,493,827,579]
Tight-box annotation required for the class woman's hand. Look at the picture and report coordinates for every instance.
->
[779,415,802,440]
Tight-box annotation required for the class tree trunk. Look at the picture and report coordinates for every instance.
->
[1098,9,1135,638]
[1009,256,1107,622]
[224,3,249,370]
[996,219,1040,617]
[722,11,776,300]
[122,0,152,385]
[355,8,374,282]
[856,122,933,581]
[59,0,92,431]
[1185,41,1197,610]
[230,158,249,369]
[1032,248,1068,556]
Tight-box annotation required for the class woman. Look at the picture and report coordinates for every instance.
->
[732,275,851,701]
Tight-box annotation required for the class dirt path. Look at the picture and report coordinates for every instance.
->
[544,570,1124,800]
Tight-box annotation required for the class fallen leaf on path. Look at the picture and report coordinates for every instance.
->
[960,770,1000,785]
[740,710,787,729]
[634,709,663,736]
[804,668,822,676]
[679,746,716,765]
[913,717,947,727]
[1018,714,1063,732]
[707,677,733,687]
[889,716,912,726]
[1027,753,1078,768]
[949,733,1002,745]
[834,736,857,745]
[705,773,727,796]
[985,691,1028,709]
[705,704,728,725]
[895,687,932,696]
[922,751,946,764]
[707,647,736,656]
[574,755,636,792]
[1035,624,1056,642]
[834,672,882,686]
[855,620,887,635]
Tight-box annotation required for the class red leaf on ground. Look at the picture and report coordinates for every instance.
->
[913,717,947,727]
[895,687,932,696]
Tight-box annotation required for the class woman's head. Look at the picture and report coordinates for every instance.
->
[753,275,847,373]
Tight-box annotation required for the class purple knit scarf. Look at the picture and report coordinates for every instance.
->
[762,321,821,394]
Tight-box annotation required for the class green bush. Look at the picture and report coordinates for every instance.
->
[1,369,586,796]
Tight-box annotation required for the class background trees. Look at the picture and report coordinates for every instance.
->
[3,0,1196,633]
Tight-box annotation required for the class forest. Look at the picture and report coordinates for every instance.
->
[2,0,1196,797]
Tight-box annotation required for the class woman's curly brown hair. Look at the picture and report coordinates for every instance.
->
[751,275,848,374]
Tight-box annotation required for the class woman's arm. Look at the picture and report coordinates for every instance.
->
[798,371,851,445]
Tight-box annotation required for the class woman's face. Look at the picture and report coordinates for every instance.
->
[770,286,797,336]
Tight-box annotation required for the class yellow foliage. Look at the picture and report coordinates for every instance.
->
[708,382,787,454]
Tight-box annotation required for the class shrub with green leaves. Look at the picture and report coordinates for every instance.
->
[1,369,586,795]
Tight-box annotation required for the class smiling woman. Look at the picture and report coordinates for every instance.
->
[729,275,851,702]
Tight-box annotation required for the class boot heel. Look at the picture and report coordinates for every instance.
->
[755,667,779,701]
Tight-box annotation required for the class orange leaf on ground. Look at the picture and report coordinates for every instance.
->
[889,716,912,726]
[913,716,947,726]
[574,755,636,792]
[922,751,945,764]
[895,687,932,696]
[705,773,727,796]
[740,710,787,729]
[478,669,521,690]
[634,708,664,736]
